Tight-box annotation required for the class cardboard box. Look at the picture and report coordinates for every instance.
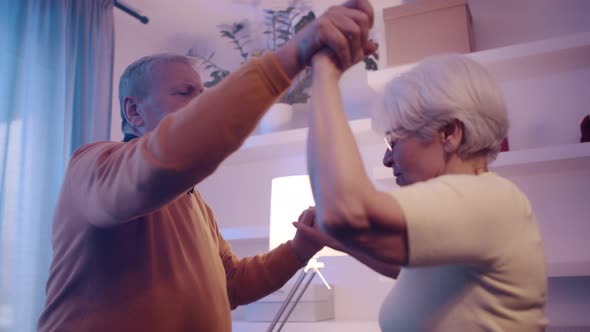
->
[244,283,334,322]
[383,0,473,66]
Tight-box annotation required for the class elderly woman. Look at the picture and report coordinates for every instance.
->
[299,52,548,331]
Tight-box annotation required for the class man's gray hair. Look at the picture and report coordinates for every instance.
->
[118,53,195,133]
[373,54,509,161]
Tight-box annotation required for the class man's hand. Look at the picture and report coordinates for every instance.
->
[275,0,377,78]
[292,207,348,253]
[289,207,332,263]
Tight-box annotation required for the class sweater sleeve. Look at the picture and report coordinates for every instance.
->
[68,53,291,226]
[220,238,305,309]
[202,206,305,309]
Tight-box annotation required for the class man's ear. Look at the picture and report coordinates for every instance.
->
[123,96,144,128]
[440,119,463,153]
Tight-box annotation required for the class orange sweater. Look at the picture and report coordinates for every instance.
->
[38,53,304,332]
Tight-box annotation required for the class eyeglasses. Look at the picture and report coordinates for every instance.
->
[383,121,465,152]
[384,131,396,152]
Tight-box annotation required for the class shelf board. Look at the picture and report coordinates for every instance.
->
[224,118,382,166]
[219,225,268,241]
[368,31,590,92]
[490,142,590,175]
[232,320,381,332]
[493,142,590,166]
[547,261,590,278]
[372,142,590,184]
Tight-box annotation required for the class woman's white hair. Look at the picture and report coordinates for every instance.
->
[118,53,195,133]
[373,54,509,161]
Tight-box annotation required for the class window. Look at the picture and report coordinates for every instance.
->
[0,119,22,331]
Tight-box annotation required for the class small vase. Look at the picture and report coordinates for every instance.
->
[500,137,509,152]
[581,115,590,143]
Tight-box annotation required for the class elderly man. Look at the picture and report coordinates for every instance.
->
[37,1,377,331]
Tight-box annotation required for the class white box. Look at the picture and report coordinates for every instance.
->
[244,283,335,322]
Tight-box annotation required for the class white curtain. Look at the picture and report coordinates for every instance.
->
[0,1,114,331]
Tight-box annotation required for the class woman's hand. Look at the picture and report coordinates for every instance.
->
[312,50,344,81]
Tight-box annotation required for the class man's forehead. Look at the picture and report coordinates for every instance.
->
[149,61,202,86]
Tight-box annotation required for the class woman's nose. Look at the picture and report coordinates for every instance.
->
[383,148,395,168]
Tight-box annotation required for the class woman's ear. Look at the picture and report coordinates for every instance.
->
[441,119,463,153]
[123,96,144,128]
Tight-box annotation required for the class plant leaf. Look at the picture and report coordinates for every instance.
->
[363,56,378,71]
[294,11,316,34]
[232,23,244,34]
[217,23,230,28]
[220,31,234,39]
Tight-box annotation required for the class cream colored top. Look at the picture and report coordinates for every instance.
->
[380,173,548,331]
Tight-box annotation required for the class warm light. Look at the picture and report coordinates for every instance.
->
[269,175,345,257]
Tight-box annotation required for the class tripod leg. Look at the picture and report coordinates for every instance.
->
[266,270,306,332]
[277,271,317,332]
[314,267,331,290]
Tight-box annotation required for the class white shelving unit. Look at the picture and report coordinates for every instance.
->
[224,31,590,167]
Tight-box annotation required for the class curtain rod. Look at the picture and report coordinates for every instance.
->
[114,1,149,24]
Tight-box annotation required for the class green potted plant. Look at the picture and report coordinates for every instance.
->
[190,1,315,102]
[188,1,379,132]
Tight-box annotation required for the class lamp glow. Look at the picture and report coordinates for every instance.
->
[269,175,345,257]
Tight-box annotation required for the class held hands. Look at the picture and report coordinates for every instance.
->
[290,207,348,262]
[289,0,378,72]
[296,220,402,278]
[291,207,403,278]
[290,207,324,262]
[311,50,344,81]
